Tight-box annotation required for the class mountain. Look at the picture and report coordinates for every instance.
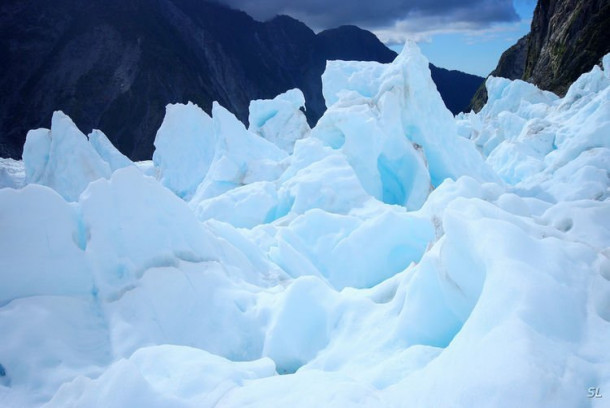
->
[469,0,610,111]
[0,0,481,160]
[428,65,484,115]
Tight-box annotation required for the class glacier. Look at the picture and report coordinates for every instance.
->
[0,43,609,408]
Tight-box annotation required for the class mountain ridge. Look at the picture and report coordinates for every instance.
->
[0,0,482,160]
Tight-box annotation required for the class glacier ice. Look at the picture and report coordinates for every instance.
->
[248,88,310,153]
[1,45,610,408]
[315,41,498,209]
[457,57,610,202]
[0,158,25,189]
[22,112,115,201]
[88,129,133,172]
[0,185,93,304]
[153,102,215,200]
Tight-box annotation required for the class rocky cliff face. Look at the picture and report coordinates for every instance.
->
[470,0,610,111]
[524,0,610,95]
[1,0,481,160]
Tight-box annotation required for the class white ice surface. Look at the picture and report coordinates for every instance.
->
[1,47,609,408]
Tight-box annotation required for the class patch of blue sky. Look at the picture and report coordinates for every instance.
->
[389,0,536,76]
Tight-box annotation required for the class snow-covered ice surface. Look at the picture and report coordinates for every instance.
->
[1,43,609,407]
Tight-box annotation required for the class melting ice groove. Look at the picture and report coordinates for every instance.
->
[0,44,609,407]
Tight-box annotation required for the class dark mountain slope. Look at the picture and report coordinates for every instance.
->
[1,0,481,160]
[317,25,397,62]
[429,65,484,116]
[1,0,319,159]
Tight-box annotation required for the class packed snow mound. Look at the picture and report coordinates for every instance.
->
[1,47,610,408]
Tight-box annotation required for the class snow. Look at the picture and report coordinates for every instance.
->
[46,346,275,408]
[1,45,610,408]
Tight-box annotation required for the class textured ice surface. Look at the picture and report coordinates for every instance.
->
[457,56,610,202]
[317,41,497,208]
[22,112,112,201]
[1,48,609,408]
[153,102,216,200]
[89,129,133,172]
[249,88,310,153]
[0,158,24,189]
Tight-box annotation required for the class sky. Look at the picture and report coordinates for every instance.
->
[215,0,537,77]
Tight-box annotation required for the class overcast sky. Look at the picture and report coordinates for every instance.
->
[215,0,537,76]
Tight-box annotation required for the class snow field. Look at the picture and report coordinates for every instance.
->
[0,44,609,407]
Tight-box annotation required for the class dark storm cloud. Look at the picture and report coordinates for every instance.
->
[214,0,520,31]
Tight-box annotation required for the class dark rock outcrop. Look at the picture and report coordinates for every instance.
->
[469,0,610,111]
[524,0,610,95]
[429,65,484,116]
[1,0,482,160]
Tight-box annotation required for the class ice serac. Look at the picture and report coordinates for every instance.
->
[2,47,610,408]
[22,111,112,201]
[153,102,216,200]
[480,76,559,118]
[315,41,495,210]
[89,129,133,171]
[248,89,310,153]
[189,102,287,206]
